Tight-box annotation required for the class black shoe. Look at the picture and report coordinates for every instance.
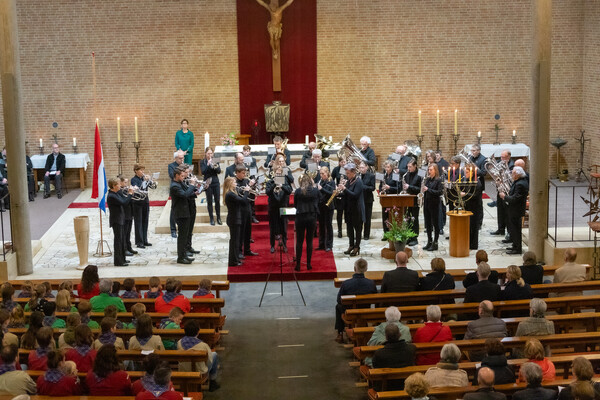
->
[343,246,353,255]
[125,251,134,257]
[316,246,325,251]
[423,242,432,250]
[250,238,255,243]
[252,217,260,224]
[488,201,497,207]
[186,252,194,258]
[295,265,301,271]
[239,254,245,259]
[136,244,146,249]
[177,258,192,264]
[171,232,177,238]
[407,239,418,246]
[43,193,50,199]
[439,230,444,235]
[128,249,138,255]
[325,248,331,252]
[506,247,516,251]
[363,236,369,240]
[185,256,195,262]
[189,248,200,254]
[229,262,242,267]
[338,231,343,238]
[144,242,152,246]
[245,251,259,256]
[210,220,215,226]
[350,247,360,257]
[57,193,62,199]
[429,243,438,251]
[217,218,223,225]
[490,230,505,236]
[307,264,313,270]
[270,247,275,253]
[501,239,512,243]
[506,249,522,255]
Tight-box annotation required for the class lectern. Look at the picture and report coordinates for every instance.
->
[447,210,473,257]
[379,194,417,260]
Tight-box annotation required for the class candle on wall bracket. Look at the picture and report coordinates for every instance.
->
[477,131,482,145]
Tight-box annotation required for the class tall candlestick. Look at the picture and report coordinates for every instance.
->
[437,110,440,136]
[134,117,139,142]
[39,138,43,147]
[418,110,422,136]
[73,137,76,146]
[454,109,458,135]
[117,117,121,142]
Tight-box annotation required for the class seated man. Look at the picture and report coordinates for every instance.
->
[43,143,66,199]
[462,250,499,288]
[90,279,126,313]
[463,367,507,400]
[372,324,416,391]
[335,258,377,343]
[0,345,37,395]
[512,362,557,400]
[464,262,502,304]
[464,301,507,361]
[553,248,588,297]
[381,251,419,293]
[515,298,555,337]
[519,251,544,285]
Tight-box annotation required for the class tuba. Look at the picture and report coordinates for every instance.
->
[337,135,373,171]
[315,134,334,161]
[485,157,513,196]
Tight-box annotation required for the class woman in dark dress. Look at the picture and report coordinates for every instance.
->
[420,258,455,292]
[317,166,336,252]
[294,174,319,271]
[423,163,443,251]
[502,265,533,317]
[223,177,249,267]
[339,163,365,257]
[266,162,293,253]
[379,160,398,235]
[200,147,222,226]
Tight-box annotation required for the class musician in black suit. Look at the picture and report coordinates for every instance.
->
[469,144,487,230]
[462,166,483,250]
[299,142,316,169]
[43,143,66,199]
[118,176,137,257]
[331,159,347,238]
[359,136,376,167]
[339,163,365,257]
[490,150,515,237]
[379,160,398,236]
[107,178,133,267]
[294,174,319,271]
[131,164,152,248]
[317,166,336,252]
[169,166,196,264]
[436,150,450,234]
[304,149,330,184]
[264,135,291,168]
[266,162,292,253]
[200,147,222,226]
[183,164,200,258]
[225,153,244,178]
[388,145,412,176]
[359,162,375,240]
[242,145,258,170]
[499,167,529,255]
[402,160,422,246]
[168,150,185,238]
[423,163,443,251]
[234,165,258,257]
[223,177,250,267]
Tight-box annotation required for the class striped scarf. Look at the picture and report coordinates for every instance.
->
[44,368,65,383]
[36,346,51,358]
[121,290,140,299]
[144,380,170,398]
[0,363,15,375]
[161,292,180,304]
[180,336,201,350]
[74,344,92,356]
[193,288,210,297]
[137,336,152,346]
[98,332,117,345]
[43,316,56,327]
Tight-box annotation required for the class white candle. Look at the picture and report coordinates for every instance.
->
[329,135,332,142]
[305,135,309,145]
[204,131,210,150]
[39,138,43,147]
[73,137,76,146]
[437,110,440,136]
[513,130,516,136]
[477,131,481,138]
[117,117,121,142]
[418,110,422,136]
[454,109,458,135]
[134,117,138,142]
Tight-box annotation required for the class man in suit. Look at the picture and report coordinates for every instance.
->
[359,161,375,240]
[403,160,422,245]
[512,363,557,400]
[372,324,416,390]
[107,177,133,267]
[490,150,515,234]
[331,158,347,238]
[167,150,185,238]
[359,136,376,167]
[464,262,502,303]
[43,143,66,199]
[499,166,529,255]
[464,300,507,361]
[225,153,245,178]
[264,135,291,168]
[463,368,507,400]
[469,144,487,229]
[305,149,330,184]
[234,165,258,258]
[169,166,196,264]
[381,251,419,293]
[388,145,412,176]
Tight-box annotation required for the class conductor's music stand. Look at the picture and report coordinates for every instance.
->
[258,207,306,307]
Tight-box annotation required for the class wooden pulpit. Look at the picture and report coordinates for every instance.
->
[379,194,417,260]
[447,210,473,257]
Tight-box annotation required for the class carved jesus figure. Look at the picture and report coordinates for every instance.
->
[255,0,294,59]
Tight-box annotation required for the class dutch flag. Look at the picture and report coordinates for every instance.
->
[91,120,107,212]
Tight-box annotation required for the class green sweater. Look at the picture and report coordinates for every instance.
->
[89,293,126,313]
[161,320,180,350]
[175,130,194,164]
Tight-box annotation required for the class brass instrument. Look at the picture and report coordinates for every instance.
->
[326,176,347,207]
[484,157,512,196]
[143,173,158,190]
[186,174,212,191]
[315,134,334,162]
[276,138,289,157]
[236,185,258,200]
[121,185,147,201]
[337,135,373,172]
[404,141,422,160]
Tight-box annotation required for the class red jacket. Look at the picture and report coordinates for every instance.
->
[412,322,453,365]
[77,282,100,300]
[86,370,132,396]
[65,347,97,372]
[192,292,215,313]
[136,389,183,400]
[37,374,82,396]
[28,351,48,371]
[132,377,175,395]
[154,294,190,313]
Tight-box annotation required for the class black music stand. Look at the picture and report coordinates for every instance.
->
[258,208,306,307]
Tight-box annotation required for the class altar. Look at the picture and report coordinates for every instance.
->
[462,143,530,159]
[30,153,91,189]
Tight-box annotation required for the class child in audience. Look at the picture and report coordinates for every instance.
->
[8,305,25,329]
[36,350,83,396]
[104,304,126,329]
[58,280,75,298]
[128,314,165,351]
[177,319,220,392]
[136,361,183,400]
[58,313,81,350]
[17,281,33,298]
[121,278,141,299]
[132,354,174,395]
[65,324,97,371]
[55,289,77,312]
[155,279,191,313]
[20,311,45,350]
[159,307,184,350]
[62,360,77,376]
[42,301,66,329]
[111,281,121,297]
[42,281,55,298]
[0,309,19,348]
[192,279,215,313]
[0,283,17,312]
[94,317,125,350]
[144,276,163,299]
[24,284,48,312]
[27,326,54,370]
[77,265,100,300]
[78,300,100,329]
[129,302,147,329]
[86,344,132,395]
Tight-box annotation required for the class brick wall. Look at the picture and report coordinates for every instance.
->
[583,1,600,177]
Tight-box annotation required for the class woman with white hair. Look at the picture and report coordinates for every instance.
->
[515,298,555,337]
[424,343,469,387]
[359,136,376,166]
[413,305,453,365]
[365,306,411,367]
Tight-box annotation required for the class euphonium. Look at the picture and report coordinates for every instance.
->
[337,135,370,168]
[121,185,147,201]
[276,138,289,156]
[143,173,158,190]
[484,157,512,196]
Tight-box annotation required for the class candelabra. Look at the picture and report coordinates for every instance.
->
[511,135,517,145]
[39,145,44,155]
[434,134,442,152]
[133,141,141,163]
[445,175,478,212]
[453,134,460,155]
[116,142,123,176]
[72,145,78,154]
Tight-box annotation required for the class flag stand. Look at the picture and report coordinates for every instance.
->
[94,208,112,257]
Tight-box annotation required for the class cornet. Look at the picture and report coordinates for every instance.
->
[143,174,158,190]
[121,185,147,201]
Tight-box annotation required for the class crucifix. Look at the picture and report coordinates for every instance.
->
[255,0,294,92]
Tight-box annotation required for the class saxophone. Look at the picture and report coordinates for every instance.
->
[326,176,347,207]
[418,176,427,207]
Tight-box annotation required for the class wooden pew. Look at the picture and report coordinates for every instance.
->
[8,279,230,297]
[340,281,600,309]
[349,311,600,347]
[344,294,600,327]
[334,264,592,287]
[0,397,141,400]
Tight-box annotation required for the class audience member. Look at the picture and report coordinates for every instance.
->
[90,279,127,312]
[55,289,77,312]
[28,326,53,370]
[132,354,168,395]
[553,248,588,297]
[160,307,184,350]
[8,306,26,329]
[0,283,16,312]
[42,301,65,328]
[464,263,502,304]
[42,281,54,298]
[136,361,183,400]
[515,298,555,337]
[419,258,455,292]
[503,265,533,300]
[381,251,419,293]
[571,382,596,400]
[372,324,416,390]
[94,317,126,350]
[78,300,100,329]
[129,302,147,329]
[424,343,468,387]
[463,367,507,400]
[36,350,83,396]
[335,258,377,343]
[474,338,515,385]
[104,304,126,329]
[144,277,163,299]
[0,345,37,395]
[65,324,97,372]
[558,357,600,400]
[58,280,75,298]
[177,319,220,392]
[86,344,132,395]
[20,311,45,350]
[129,314,165,351]
[58,313,81,350]
[77,265,100,299]
[462,250,499,288]
[520,251,544,285]
[413,305,453,365]
[192,278,215,313]
[464,301,507,361]
[512,362,557,400]
[404,372,438,400]
[155,279,191,314]
[0,309,18,348]
[121,278,141,299]
[111,281,121,297]
[24,284,47,312]
[365,306,411,367]
[17,281,33,298]
[519,339,555,382]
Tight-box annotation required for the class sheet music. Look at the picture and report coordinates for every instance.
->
[375,172,384,181]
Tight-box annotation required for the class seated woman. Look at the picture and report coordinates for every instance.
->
[519,339,555,382]
[419,258,455,294]
[28,327,54,370]
[86,344,132,396]
[558,357,600,400]
[365,306,411,367]
[36,350,83,396]
[128,314,165,351]
[404,372,438,400]
[77,264,100,300]
[473,338,515,385]
[20,311,46,350]
[502,265,533,301]
[55,289,77,313]
[413,305,453,365]
[515,298,555,337]
[65,324,97,372]
[424,343,468,387]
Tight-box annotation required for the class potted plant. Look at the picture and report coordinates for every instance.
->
[382,206,418,252]
[221,132,238,149]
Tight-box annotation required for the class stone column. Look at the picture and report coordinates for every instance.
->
[0,0,33,275]
[529,0,552,260]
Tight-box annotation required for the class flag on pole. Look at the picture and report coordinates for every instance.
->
[91,120,108,212]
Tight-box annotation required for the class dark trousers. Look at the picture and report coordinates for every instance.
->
[44,173,62,195]
[238,211,251,255]
[406,206,420,239]
[169,207,176,234]
[335,303,347,333]
[438,202,447,230]
[363,201,373,238]
[497,198,507,234]
[205,184,220,221]
[28,174,35,201]
[335,198,344,233]
[466,199,482,250]
[507,213,523,252]
[228,223,241,265]
[133,202,149,245]
[269,206,287,247]
[112,224,126,266]
[424,202,440,244]
[347,215,363,248]
[187,204,196,251]
[176,217,190,260]
[318,205,334,249]
[295,213,316,267]
[124,219,133,251]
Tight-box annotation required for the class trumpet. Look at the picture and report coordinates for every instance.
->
[121,185,147,201]
[186,174,212,191]
[236,185,259,200]
[143,173,158,190]
[326,176,347,207]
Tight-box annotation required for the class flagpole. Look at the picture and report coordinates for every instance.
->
[99,208,103,254]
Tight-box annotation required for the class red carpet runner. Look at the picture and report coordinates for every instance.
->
[69,200,167,208]
[227,195,338,282]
